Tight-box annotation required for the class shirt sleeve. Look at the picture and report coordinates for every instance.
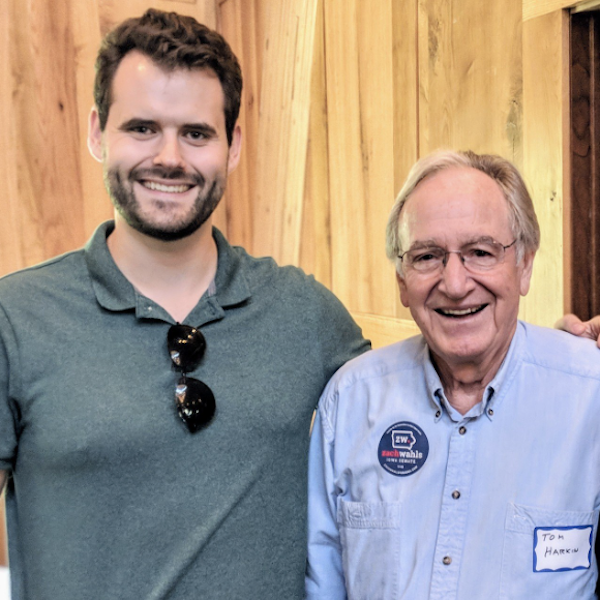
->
[0,305,20,472]
[312,279,370,385]
[305,394,347,599]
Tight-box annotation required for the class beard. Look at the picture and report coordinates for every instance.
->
[103,165,226,242]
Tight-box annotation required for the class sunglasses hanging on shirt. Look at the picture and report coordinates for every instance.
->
[167,323,216,433]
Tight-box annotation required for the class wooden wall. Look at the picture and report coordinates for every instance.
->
[0,0,586,567]
[0,0,578,345]
[218,0,574,345]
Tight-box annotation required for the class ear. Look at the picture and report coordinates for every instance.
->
[518,250,536,296]
[396,271,410,308]
[87,106,103,163]
[227,124,242,173]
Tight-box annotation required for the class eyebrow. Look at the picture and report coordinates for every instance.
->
[408,236,498,250]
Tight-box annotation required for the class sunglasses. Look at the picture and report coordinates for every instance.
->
[167,323,216,433]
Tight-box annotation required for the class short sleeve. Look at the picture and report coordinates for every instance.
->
[0,305,21,471]
[312,279,371,384]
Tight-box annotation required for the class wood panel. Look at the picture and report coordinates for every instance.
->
[250,0,319,265]
[523,0,589,21]
[299,1,332,287]
[323,0,403,320]
[215,0,262,248]
[418,0,523,164]
[1,0,86,277]
[521,10,569,324]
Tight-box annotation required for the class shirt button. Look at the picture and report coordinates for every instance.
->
[443,556,452,565]
[459,426,467,435]
[488,408,494,416]
[435,410,441,418]
[452,490,461,499]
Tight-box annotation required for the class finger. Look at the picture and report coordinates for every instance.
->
[554,313,586,335]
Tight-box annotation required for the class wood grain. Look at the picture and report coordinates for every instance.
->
[418,0,523,164]
[524,0,580,22]
[251,0,319,266]
[323,0,399,318]
[352,312,422,349]
[216,0,262,248]
[299,0,332,287]
[522,10,568,324]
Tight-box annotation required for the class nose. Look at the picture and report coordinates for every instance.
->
[153,133,185,169]
[437,252,475,298]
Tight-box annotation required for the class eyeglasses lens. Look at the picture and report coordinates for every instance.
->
[167,324,215,432]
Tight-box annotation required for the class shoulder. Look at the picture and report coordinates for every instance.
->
[519,321,600,380]
[219,232,347,311]
[0,249,86,305]
[320,335,426,406]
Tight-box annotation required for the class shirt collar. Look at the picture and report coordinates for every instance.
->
[422,323,524,422]
[84,221,252,321]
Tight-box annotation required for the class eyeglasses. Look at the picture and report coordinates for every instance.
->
[399,239,517,274]
[167,323,216,433]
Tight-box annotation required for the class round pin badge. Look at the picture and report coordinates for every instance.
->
[378,421,429,476]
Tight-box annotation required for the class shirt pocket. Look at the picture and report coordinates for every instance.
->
[499,503,598,600]
[337,499,402,600]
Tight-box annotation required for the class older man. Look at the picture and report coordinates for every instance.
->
[306,151,600,599]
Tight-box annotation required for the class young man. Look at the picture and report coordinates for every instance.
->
[0,10,368,599]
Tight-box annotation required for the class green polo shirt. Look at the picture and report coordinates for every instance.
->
[0,221,369,600]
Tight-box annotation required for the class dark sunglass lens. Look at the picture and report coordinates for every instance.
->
[175,377,216,433]
[168,324,207,371]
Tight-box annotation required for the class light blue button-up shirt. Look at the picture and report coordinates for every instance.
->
[306,322,600,599]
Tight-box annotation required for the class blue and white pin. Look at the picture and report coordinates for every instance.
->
[378,421,429,476]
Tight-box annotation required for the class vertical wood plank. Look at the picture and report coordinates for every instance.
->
[522,10,568,324]
[2,0,86,276]
[251,0,319,265]
[216,0,262,249]
[392,0,419,322]
[71,1,112,239]
[418,0,523,165]
[299,0,332,287]
[324,0,397,317]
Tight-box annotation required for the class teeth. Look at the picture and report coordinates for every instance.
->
[143,181,192,193]
[440,306,483,316]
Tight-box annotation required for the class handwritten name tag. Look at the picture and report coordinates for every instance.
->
[533,526,592,572]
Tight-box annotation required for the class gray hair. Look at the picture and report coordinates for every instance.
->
[385,150,540,274]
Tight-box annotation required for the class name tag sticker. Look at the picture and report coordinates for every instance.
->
[533,525,592,572]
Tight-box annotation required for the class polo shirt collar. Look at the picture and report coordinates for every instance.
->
[84,221,252,317]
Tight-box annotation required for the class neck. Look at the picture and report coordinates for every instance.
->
[107,216,218,323]
[432,348,508,415]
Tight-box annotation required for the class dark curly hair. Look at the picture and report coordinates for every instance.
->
[94,9,242,145]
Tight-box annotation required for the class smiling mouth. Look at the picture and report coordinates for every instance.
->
[435,304,488,318]
[140,181,195,193]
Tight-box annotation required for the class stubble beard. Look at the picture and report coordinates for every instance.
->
[104,165,226,242]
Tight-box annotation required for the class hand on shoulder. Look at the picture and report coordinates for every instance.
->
[555,313,600,348]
